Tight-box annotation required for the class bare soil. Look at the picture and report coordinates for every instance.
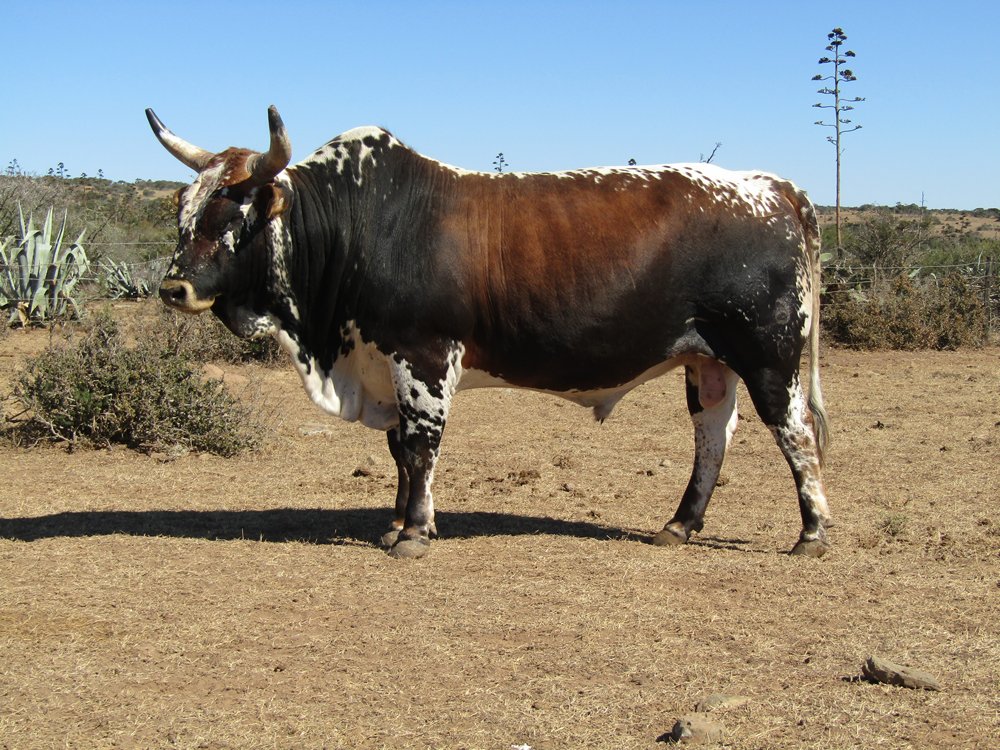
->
[1,319,998,749]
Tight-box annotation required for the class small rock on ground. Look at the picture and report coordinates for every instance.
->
[666,714,724,744]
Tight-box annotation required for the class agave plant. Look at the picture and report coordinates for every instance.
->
[100,258,152,299]
[0,204,89,325]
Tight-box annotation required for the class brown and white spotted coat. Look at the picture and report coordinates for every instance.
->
[148,106,831,559]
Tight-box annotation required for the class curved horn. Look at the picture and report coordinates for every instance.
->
[145,108,214,172]
[248,105,292,184]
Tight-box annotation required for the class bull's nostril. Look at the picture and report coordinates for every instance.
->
[159,279,215,312]
[159,280,191,307]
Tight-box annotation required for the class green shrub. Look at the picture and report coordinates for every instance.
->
[879,513,909,539]
[150,307,284,365]
[100,258,152,299]
[926,273,988,350]
[11,311,263,455]
[823,273,987,350]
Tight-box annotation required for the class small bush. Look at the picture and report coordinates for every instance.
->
[11,311,263,455]
[150,307,283,365]
[878,513,909,539]
[926,273,988,350]
[823,273,987,350]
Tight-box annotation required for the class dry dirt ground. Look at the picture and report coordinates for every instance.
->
[0,320,997,749]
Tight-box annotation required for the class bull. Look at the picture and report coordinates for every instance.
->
[147,105,831,559]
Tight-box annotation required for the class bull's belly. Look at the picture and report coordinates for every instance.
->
[459,355,691,421]
[275,319,711,430]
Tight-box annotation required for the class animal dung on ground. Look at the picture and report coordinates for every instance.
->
[861,655,941,691]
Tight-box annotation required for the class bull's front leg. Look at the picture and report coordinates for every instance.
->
[383,345,461,559]
[379,426,417,548]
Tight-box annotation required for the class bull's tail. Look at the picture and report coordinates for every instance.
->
[778,179,829,465]
[799,193,829,465]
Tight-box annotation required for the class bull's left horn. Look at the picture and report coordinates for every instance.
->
[248,105,292,184]
[145,109,214,171]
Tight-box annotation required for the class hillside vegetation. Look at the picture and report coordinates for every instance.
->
[0,173,181,264]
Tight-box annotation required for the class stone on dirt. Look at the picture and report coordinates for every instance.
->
[666,714,724,744]
[862,656,941,691]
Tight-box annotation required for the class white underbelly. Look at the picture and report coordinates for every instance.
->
[458,356,687,421]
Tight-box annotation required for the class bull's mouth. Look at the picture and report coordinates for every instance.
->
[159,278,270,339]
[159,279,217,313]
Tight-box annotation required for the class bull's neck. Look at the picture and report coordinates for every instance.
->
[268,163,371,372]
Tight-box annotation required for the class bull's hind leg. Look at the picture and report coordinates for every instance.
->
[743,367,831,557]
[383,344,460,559]
[653,360,739,546]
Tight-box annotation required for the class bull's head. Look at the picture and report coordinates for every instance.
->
[146,105,292,336]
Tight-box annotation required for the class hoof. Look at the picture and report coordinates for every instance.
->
[380,528,401,548]
[651,526,688,547]
[388,538,431,559]
[790,538,829,558]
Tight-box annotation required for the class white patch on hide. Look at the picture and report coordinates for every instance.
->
[273,320,398,430]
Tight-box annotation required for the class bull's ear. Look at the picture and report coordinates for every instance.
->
[172,187,184,208]
[264,184,292,219]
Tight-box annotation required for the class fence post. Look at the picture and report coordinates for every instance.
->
[986,256,994,338]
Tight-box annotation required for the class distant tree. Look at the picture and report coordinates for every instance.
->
[492,153,508,173]
[700,142,722,164]
[813,27,864,258]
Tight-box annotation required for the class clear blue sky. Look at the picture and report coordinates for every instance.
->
[4,1,996,209]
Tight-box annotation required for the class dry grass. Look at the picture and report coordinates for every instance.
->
[1,322,998,749]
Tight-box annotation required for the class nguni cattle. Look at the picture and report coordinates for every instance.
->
[147,105,832,559]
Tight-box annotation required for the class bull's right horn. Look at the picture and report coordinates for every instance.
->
[145,109,214,172]
[247,105,292,185]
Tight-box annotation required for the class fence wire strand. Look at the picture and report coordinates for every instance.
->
[0,255,996,330]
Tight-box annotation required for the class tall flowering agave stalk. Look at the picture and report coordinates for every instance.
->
[0,204,89,325]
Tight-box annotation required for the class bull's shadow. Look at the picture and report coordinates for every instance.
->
[0,507,643,546]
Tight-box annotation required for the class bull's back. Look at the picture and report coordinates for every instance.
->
[445,166,806,390]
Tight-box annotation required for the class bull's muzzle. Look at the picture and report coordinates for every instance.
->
[159,278,216,313]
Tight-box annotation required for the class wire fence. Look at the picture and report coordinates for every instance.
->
[84,241,175,248]
[1,252,997,332]
[821,256,997,334]
[0,256,172,287]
